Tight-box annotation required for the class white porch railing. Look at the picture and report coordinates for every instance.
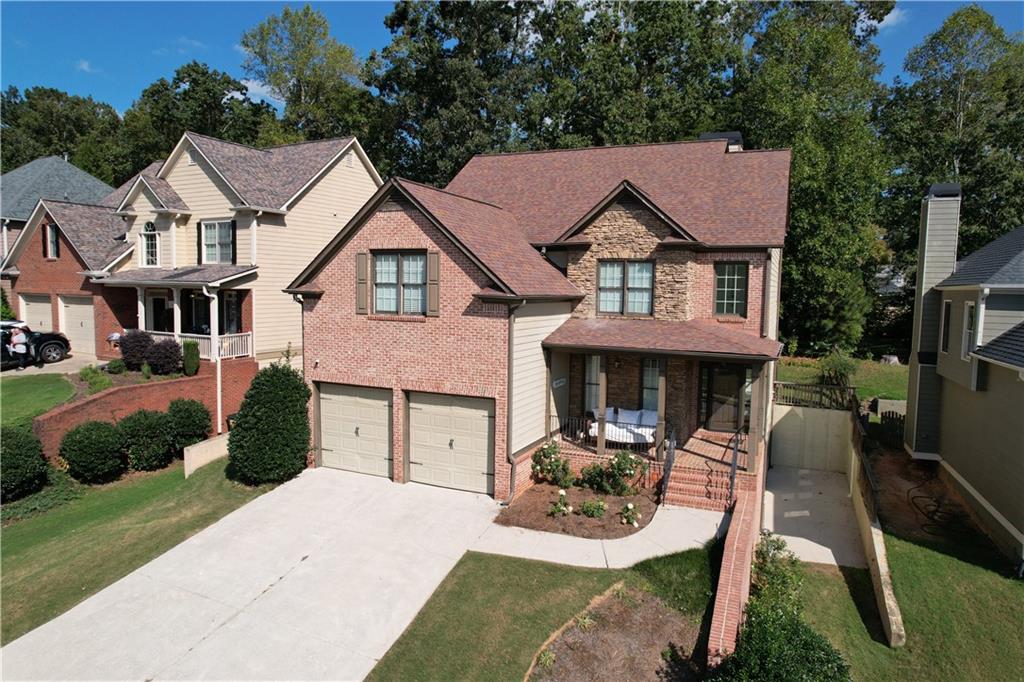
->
[140,330,252,360]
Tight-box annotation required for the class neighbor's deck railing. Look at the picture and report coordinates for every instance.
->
[774,381,858,410]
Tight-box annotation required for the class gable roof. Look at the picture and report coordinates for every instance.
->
[288,178,580,299]
[445,139,791,247]
[100,161,163,208]
[973,321,1024,371]
[115,173,189,213]
[1,156,113,221]
[937,226,1024,288]
[28,200,130,271]
[165,132,371,210]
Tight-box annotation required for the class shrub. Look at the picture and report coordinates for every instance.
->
[619,502,642,527]
[819,347,857,387]
[119,410,174,471]
[580,499,607,518]
[168,399,211,451]
[227,362,311,484]
[1,288,14,320]
[118,329,153,370]
[579,451,647,496]
[141,362,152,380]
[531,441,575,488]
[79,365,113,394]
[182,339,200,376]
[105,358,126,374]
[146,338,182,375]
[548,489,572,517]
[0,426,48,502]
[61,422,126,483]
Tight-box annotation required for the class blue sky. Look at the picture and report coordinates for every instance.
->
[2,1,1021,113]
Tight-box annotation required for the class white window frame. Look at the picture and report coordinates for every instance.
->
[201,220,234,265]
[46,225,59,258]
[940,299,952,353]
[961,301,976,361]
[139,231,160,267]
[714,261,749,317]
[372,251,426,316]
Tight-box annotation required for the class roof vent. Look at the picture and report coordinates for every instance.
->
[699,131,744,152]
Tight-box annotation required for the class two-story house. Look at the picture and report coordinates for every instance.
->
[287,135,791,508]
[905,183,1024,562]
[1,132,381,368]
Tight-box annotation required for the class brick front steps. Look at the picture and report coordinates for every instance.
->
[662,465,757,512]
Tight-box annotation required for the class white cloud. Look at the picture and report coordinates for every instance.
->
[152,36,206,57]
[75,59,98,74]
[240,79,283,106]
[233,44,250,57]
[877,7,909,32]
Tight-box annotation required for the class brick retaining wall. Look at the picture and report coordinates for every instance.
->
[33,359,257,460]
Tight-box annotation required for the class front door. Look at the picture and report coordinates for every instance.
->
[703,364,746,432]
[148,297,168,332]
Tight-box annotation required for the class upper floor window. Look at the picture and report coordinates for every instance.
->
[940,300,952,353]
[597,260,653,315]
[202,221,234,264]
[714,262,748,317]
[141,222,159,267]
[374,252,426,315]
[962,301,976,360]
[45,225,59,259]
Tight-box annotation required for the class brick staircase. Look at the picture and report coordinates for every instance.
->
[662,465,735,511]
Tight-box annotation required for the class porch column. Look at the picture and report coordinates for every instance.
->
[656,357,667,460]
[208,288,222,433]
[748,361,766,473]
[544,348,552,439]
[171,288,181,338]
[136,287,146,330]
[597,354,607,457]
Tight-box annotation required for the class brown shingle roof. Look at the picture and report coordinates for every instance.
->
[100,161,163,208]
[43,200,130,270]
[140,175,189,212]
[445,140,791,247]
[543,317,782,359]
[100,264,257,286]
[185,133,353,209]
[397,179,579,298]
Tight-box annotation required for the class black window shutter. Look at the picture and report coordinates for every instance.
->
[42,225,47,257]
[230,220,237,265]
[54,227,59,258]
[426,252,440,317]
[196,222,203,263]
[355,252,368,315]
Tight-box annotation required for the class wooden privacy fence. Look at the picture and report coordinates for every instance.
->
[775,382,858,410]
[878,411,906,449]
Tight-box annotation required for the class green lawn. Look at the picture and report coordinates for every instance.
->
[0,373,76,426]
[1,460,268,644]
[369,545,718,681]
[802,536,1024,681]
[777,357,909,400]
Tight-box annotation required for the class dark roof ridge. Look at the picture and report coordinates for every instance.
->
[395,177,507,211]
[266,136,353,150]
[185,131,272,154]
[472,138,730,159]
[39,198,114,209]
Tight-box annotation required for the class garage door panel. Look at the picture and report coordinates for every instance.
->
[409,392,494,495]
[61,296,95,358]
[21,295,51,331]
[319,384,392,478]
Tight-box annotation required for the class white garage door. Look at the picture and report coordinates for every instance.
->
[319,384,392,477]
[21,294,52,331]
[409,392,494,495]
[61,296,95,358]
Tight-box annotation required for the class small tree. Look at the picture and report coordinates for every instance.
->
[1,289,14,320]
[182,339,200,376]
[118,330,153,371]
[818,348,857,387]
[227,362,311,484]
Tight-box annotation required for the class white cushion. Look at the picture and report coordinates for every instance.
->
[639,410,658,426]
[617,409,641,425]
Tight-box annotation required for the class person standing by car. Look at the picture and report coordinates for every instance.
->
[9,324,30,370]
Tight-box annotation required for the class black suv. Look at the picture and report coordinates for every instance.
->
[1,321,71,370]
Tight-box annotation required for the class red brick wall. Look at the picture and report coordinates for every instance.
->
[302,199,512,497]
[32,358,257,461]
[95,288,138,359]
[689,251,767,335]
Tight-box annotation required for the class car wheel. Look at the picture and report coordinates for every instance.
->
[40,343,66,363]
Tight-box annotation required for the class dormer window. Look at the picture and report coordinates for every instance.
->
[141,222,159,267]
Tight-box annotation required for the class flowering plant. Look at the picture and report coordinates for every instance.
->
[532,441,575,488]
[619,502,642,527]
[549,489,573,517]
[580,450,648,496]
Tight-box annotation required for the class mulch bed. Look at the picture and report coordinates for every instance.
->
[530,586,701,682]
[65,369,182,402]
[496,482,658,539]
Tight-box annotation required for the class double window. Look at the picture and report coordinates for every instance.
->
[597,260,654,315]
[202,221,234,264]
[714,262,748,317]
[141,223,159,267]
[374,252,426,315]
[962,301,976,360]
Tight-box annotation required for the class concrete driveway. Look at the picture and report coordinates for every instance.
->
[764,466,865,567]
[1,352,94,376]
[1,468,499,681]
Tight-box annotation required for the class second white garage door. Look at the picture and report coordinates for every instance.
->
[61,296,95,358]
[21,294,52,331]
[319,384,393,477]
[409,392,494,495]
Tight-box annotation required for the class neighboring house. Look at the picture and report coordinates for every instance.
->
[905,183,1024,562]
[0,132,382,368]
[288,135,790,506]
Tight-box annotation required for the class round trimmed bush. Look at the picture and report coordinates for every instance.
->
[119,410,174,471]
[146,339,182,375]
[1,426,48,502]
[61,422,126,483]
[227,363,311,485]
[118,329,153,371]
[168,399,211,451]
[105,358,126,374]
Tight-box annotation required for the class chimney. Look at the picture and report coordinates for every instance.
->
[904,183,961,456]
[698,131,743,152]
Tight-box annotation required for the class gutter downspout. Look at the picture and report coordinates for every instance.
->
[2,219,9,260]
[202,285,222,434]
[503,298,527,506]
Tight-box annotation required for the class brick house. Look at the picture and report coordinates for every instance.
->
[288,134,791,506]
